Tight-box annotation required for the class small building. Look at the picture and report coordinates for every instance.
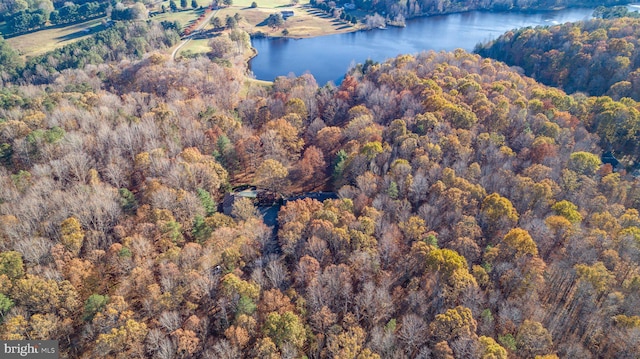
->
[223,187,258,215]
[602,151,620,168]
[281,10,294,19]
[222,186,281,216]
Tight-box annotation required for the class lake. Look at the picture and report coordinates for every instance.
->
[249,7,595,85]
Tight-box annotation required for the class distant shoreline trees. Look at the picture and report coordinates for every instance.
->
[5,2,109,36]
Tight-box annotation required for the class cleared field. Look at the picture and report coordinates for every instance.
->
[6,18,105,58]
[154,0,206,11]
[240,78,273,97]
[179,38,212,56]
[216,4,358,38]
[232,0,308,8]
[152,8,204,27]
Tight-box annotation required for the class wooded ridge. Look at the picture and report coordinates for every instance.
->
[0,10,640,359]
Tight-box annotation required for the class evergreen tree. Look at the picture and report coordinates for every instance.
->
[226,14,237,28]
[333,149,347,183]
[0,294,14,323]
[211,16,222,28]
[83,294,109,321]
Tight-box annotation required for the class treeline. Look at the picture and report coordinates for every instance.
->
[3,1,110,36]
[1,40,640,358]
[14,21,180,84]
[49,1,109,25]
[0,0,54,22]
[337,0,631,21]
[593,4,640,19]
[6,8,50,34]
[476,18,640,99]
[0,36,23,79]
[0,20,179,88]
[110,3,149,21]
[311,0,358,24]
[475,18,640,163]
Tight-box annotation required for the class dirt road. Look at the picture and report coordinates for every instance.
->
[171,7,218,61]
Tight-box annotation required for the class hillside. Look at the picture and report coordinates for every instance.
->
[476,17,640,99]
[0,24,640,357]
[373,0,630,22]
[476,17,640,166]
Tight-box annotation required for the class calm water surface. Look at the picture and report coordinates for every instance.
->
[249,8,594,84]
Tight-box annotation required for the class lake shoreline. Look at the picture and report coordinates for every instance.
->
[244,4,600,82]
[244,5,600,49]
[262,5,598,40]
[248,7,597,84]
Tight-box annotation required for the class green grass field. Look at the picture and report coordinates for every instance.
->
[179,38,212,56]
[152,8,204,27]
[6,18,106,58]
[232,0,309,8]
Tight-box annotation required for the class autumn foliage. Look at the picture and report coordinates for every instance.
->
[1,20,640,358]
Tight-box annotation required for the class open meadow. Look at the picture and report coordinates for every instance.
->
[215,0,359,38]
[6,18,105,58]
[174,0,359,59]
[151,6,204,27]
[176,38,212,57]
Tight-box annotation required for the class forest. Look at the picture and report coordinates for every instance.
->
[1,7,640,359]
[476,17,640,100]
[345,0,631,22]
[1,0,111,36]
[475,16,640,167]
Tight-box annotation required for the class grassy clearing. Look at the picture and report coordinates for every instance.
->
[233,0,307,8]
[154,0,204,12]
[152,8,204,27]
[216,3,358,38]
[241,77,273,97]
[6,18,105,58]
[179,38,212,56]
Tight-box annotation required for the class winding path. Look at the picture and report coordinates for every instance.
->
[171,7,219,61]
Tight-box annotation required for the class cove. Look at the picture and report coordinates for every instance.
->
[249,8,595,85]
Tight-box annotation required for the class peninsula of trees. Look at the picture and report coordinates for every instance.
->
[476,16,640,166]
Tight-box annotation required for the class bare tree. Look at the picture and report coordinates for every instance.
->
[159,311,182,332]
[398,314,428,355]
[265,256,288,290]
[14,237,51,265]
[364,13,386,29]
[206,339,240,359]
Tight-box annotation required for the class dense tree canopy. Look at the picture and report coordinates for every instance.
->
[1,14,640,359]
[477,18,640,166]
[355,0,631,23]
